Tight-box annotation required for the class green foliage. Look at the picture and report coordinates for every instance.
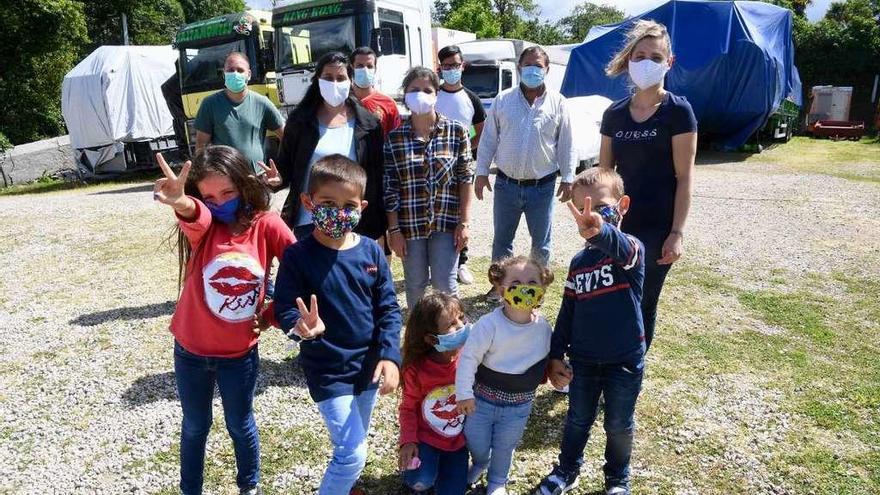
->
[0,133,11,153]
[557,2,626,43]
[511,18,566,45]
[179,0,246,23]
[0,0,88,145]
[445,0,501,38]
[492,0,538,37]
[432,0,451,25]
[81,0,184,49]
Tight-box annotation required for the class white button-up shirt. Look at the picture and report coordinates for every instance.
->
[475,86,576,183]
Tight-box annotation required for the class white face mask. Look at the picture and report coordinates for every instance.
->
[404,91,436,115]
[628,59,669,90]
[318,79,350,107]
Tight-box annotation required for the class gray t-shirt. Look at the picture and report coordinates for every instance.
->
[194,90,284,168]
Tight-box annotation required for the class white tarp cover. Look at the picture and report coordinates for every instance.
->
[566,95,613,163]
[62,45,177,150]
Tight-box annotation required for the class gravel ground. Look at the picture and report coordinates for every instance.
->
[0,160,878,493]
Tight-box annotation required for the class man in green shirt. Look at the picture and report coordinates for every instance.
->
[194,52,284,170]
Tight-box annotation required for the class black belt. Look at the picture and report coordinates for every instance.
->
[496,170,557,186]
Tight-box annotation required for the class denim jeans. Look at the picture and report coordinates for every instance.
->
[491,175,556,264]
[402,231,459,308]
[315,389,379,495]
[557,361,644,488]
[625,228,672,351]
[464,396,533,491]
[402,443,469,494]
[174,341,260,495]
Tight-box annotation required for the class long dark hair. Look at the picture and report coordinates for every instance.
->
[401,293,465,373]
[292,51,355,118]
[174,145,271,288]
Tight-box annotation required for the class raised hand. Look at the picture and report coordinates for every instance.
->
[153,153,192,210]
[256,159,282,188]
[289,295,325,340]
[566,195,603,240]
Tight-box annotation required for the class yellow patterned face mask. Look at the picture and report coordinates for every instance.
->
[502,284,546,310]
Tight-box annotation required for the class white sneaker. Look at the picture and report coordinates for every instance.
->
[487,486,508,495]
[458,264,475,285]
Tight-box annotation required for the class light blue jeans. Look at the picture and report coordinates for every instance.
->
[464,396,534,491]
[491,175,556,265]
[315,389,379,495]
[402,231,459,308]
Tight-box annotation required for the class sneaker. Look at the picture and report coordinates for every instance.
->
[487,486,507,495]
[606,486,630,495]
[484,287,501,303]
[535,466,579,495]
[239,487,262,495]
[467,483,487,495]
[458,264,475,285]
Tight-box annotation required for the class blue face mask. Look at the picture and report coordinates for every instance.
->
[520,65,545,89]
[441,69,462,85]
[205,197,240,224]
[353,67,374,88]
[433,324,471,353]
[224,71,248,93]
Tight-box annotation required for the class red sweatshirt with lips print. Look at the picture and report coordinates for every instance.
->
[399,353,466,452]
[170,197,295,358]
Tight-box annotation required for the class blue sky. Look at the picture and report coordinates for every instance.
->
[248,0,834,23]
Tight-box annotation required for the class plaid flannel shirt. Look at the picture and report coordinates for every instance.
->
[383,115,474,240]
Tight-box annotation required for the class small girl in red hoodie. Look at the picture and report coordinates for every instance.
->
[153,146,294,495]
[398,293,470,495]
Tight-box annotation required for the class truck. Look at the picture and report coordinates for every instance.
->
[457,39,568,110]
[272,0,433,113]
[172,11,278,153]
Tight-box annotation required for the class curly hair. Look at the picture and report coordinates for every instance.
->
[487,255,555,288]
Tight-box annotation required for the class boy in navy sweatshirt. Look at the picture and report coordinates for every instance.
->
[536,167,645,495]
[274,154,402,495]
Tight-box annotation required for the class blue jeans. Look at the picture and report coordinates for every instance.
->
[174,341,260,495]
[464,397,533,491]
[402,231,459,308]
[315,389,379,495]
[491,175,556,264]
[557,361,644,488]
[402,443,469,494]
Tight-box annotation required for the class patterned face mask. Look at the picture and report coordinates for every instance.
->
[502,284,546,310]
[311,204,361,239]
[594,203,622,227]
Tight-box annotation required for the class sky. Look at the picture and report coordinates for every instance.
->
[249,0,835,23]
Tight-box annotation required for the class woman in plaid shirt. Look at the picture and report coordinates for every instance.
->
[384,67,475,309]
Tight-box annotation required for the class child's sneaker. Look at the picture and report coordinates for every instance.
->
[535,466,579,495]
[458,264,475,285]
[605,486,630,495]
[239,487,262,495]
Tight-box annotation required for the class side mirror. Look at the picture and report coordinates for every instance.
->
[370,27,393,55]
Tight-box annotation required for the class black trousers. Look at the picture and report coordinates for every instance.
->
[629,229,672,352]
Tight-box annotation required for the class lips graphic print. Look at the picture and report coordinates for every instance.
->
[202,252,265,322]
[421,384,464,437]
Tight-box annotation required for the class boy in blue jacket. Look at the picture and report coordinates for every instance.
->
[274,154,401,495]
[536,167,646,495]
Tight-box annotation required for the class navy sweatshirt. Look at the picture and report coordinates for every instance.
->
[550,222,646,366]
[274,235,402,402]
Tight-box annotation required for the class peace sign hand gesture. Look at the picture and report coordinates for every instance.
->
[566,195,604,240]
[153,152,194,212]
[289,295,325,341]
[256,159,282,188]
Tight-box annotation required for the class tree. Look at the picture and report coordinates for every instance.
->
[557,2,626,43]
[512,18,566,45]
[80,0,185,50]
[492,0,538,37]
[445,0,501,38]
[179,0,246,23]
[433,0,451,25]
[0,0,88,144]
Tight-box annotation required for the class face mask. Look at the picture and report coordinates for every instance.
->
[520,65,545,89]
[353,68,375,89]
[205,197,240,224]
[628,59,668,90]
[311,204,360,239]
[502,284,546,310]
[404,91,436,115]
[433,324,471,352]
[224,71,248,93]
[318,79,350,107]
[441,69,462,85]
[595,203,622,227]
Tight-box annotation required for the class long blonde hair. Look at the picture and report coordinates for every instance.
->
[606,20,672,77]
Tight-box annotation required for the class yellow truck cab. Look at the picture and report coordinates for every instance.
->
[173,11,278,152]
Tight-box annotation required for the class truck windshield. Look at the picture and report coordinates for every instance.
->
[277,17,356,71]
[180,39,248,90]
[462,66,500,99]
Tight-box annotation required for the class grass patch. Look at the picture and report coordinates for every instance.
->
[747,136,880,183]
[736,290,835,344]
[0,169,161,196]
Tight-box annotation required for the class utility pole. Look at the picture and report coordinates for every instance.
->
[122,13,129,45]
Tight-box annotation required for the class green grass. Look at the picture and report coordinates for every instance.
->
[747,136,880,183]
[0,168,161,196]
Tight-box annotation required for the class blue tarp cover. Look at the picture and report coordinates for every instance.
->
[561,0,802,149]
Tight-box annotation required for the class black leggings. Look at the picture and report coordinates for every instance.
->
[631,229,672,352]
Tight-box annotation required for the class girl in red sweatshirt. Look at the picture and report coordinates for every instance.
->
[398,293,470,495]
[153,146,295,495]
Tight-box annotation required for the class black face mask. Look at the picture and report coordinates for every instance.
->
[594,203,621,227]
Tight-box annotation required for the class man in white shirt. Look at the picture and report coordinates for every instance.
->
[436,44,487,285]
[475,46,575,276]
